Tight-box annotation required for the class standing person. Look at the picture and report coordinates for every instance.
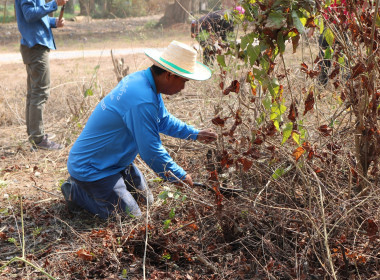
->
[318,0,350,86]
[191,10,234,65]
[15,0,68,150]
[62,41,218,219]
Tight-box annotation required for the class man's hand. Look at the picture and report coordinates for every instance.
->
[56,18,65,28]
[56,0,68,6]
[183,174,194,187]
[173,174,193,187]
[197,129,217,144]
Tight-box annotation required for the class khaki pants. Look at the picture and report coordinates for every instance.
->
[20,44,50,144]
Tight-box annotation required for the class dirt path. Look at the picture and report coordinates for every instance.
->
[0,15,192,54]
[0,47,165,64]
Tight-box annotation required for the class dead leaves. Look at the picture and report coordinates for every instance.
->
[223,80,240,95]
[303,90,315,115]
[288,101,298,121]
[318,125,333,136]
[292,146,306,161]
[300,62,319,79]
[76,249,94,262]
[366,219,378,243]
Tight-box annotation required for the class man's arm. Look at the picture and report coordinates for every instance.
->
[20,0,66,23]
[125,103,188,183]
[158,98,199,140]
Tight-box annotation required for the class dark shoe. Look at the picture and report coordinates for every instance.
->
[61,181,82,212]
[318,72,328,87]
[32,134,63,151]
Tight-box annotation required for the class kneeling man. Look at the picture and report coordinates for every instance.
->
[63,41,217,219]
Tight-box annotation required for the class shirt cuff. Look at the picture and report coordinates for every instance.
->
[49,17,57,28]
[190,130,199,141]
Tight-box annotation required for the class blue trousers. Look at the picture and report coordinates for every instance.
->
[69,163,153,219]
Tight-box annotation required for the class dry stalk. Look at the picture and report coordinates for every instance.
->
[310,168,337,280]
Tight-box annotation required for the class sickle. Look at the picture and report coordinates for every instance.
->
[193,182,245,195]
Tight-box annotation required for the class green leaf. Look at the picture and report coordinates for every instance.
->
[173,190,181,200]
[158,191,169,200]
[338,56,345,66]
[268,78,280,97]
[152,177,163,183]
[162,252,171,260]
[247,44,261,66]
[256,112,266,125]
[252,68,264,81]
[273,119,280,131]
[163,219,171,230]
[272,167,285,180]
[84,89,93,97]
[263,94,272,110]
[240,33,255,50]
[324,46,333,59]
[317,17,324,34]
[169,208,175,219]
[376,14,380,28]
[282,122,293,144]
[216,55,226,67]
[272,165,292,179]
[277,32,285,54]
[260,56,270,72]
[197,30,210,41]
[292,10,305,34]
[288,30,298,38]
[323,28,335,46]
[266,11,286,29]
[292,133,300,145]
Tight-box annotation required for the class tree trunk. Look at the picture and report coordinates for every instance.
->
[158,0,191,27]
[65,0,75,14]
[191,0,199,14]
[78,0,95,16]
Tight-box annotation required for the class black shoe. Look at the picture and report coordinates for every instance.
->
[61,181,82,212]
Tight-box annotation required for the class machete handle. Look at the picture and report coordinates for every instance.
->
[58,5,65,22]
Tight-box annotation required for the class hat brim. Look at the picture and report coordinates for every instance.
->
[145,49,212,81]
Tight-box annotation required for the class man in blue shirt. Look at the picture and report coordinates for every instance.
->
[15,0,68,150]
[62,41,218,219]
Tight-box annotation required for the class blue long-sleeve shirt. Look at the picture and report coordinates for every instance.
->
[67,68,199,182]
[15,0,58,49]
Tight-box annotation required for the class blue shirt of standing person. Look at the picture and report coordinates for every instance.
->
[15,0,68,150]
[62,41,218,219]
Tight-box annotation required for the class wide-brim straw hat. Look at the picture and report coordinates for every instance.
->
[145,40,212,81]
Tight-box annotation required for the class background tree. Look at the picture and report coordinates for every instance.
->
[78,0,95,16]
[158,0,191,26]
[64,0,75,14]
